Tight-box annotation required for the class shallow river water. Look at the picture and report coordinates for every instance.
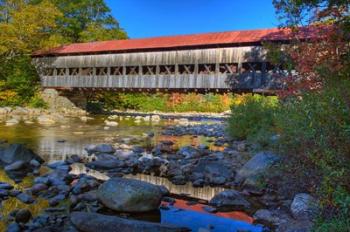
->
[0,116,264,232]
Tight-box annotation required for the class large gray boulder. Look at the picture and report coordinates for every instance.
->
[0,144,43,165]
[70,212,188,232]
[209,190,252,212]
[190,159,234,185]
[236,151,279,183]
[97,177,165,212]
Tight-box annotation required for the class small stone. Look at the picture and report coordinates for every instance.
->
[0,182,13,190]
[5,119,19,126]
[30,184,48,195]
[16,192,34,204]
[30,159,41,168]
[202,206,217,213]
[104,120,118,127]
[209,190,251,212]
[6,222,21,232]
[15,209,32,223]
[291,193,319,220]
[0,189,9,197]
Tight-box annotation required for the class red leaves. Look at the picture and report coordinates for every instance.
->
[277,24,349,97]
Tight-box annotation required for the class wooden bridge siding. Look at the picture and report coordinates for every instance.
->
[34,46,262,68]
[41,74,230,89]
[34,46,268,90]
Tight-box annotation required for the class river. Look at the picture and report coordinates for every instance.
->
[0,115,264,232]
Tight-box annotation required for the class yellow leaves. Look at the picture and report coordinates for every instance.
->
[0,89,18,101]
[0,0,62,55]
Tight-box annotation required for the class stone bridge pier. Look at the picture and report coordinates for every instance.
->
[41,89,87,115]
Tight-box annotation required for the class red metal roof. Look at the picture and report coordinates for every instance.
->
[33,27,323,56]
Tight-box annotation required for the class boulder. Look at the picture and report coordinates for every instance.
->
[16,192,34,204]
[191,159,234,185]
[97,177,165,212]
[104,120,118,127]
[236,151,279,183]
[15,209,32,223]
[253,209,281,225]
[177,146,201,159]
[30,183,48,195]
[0,144,43,165]
[12,107,28,116]
[0,107,10,115]
[70,212,188,232]
[209,190,251,212]
[0,182,13,190]
[290,193,319,220]
[37,115,56,125]
[5,118,19,126]
[4,160,27,171]
[86,144,115,154]
[6,223,21,232]
[87,159,124,170]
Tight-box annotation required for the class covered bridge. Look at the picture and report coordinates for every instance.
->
[32,27,317,93]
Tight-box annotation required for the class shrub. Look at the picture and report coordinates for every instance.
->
[91,92,233,113]
[227,94,279,143]
[0,89,22,107]
[27,93,47,108]
[275,81,350,223]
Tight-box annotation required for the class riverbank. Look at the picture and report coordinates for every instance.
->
[0,106,86,127]
[0,116,319,231]
[111,109,230,121]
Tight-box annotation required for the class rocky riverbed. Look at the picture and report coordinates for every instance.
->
[0,115,319,232]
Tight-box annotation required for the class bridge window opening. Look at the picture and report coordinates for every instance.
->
[81,67,93,76]
[44,68,54,76]
[219,63,238,74]
[111,67,123,75]
[242,62,263,73]
[198,64,215,74]
[126,66,139,75]
[69,68,79,76]
[142,66,157,75]
[57,68,66,76]
[178,64,194,75]
[96,67,108,75]
[159,65,175,75]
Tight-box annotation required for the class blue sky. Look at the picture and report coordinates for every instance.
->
[106,0,279,39]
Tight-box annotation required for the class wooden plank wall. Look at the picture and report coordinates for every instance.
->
[34,46,266,90]
[41,74,230,89]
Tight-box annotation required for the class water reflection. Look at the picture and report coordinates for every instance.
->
[0,169,49,231]
[0,117,219,159]
[70,164,224,201]
[128,174,225,201]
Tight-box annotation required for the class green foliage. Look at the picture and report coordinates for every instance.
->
[90,93,233,113]
[275,81,350,225]
[314,214,350,232]
[0,56,40,106]
[41,0,127,42]
[0,0,127,108]
[227,94,279,143]
[28,93,47,108]
[0,0,63,55]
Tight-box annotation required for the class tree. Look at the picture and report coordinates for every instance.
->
[35,0,128,42]
[0,0,63,56]
[271,0,350,96]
